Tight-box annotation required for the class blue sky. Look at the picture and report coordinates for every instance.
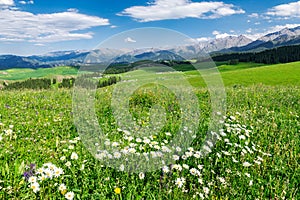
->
[1,0,300,55]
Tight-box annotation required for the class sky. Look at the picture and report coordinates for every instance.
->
[1,0,300,55]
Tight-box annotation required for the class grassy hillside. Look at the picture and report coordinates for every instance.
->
[1,62,300,88]
[0,85,299,199]
[0,66,78,80]
[185,61,300,87]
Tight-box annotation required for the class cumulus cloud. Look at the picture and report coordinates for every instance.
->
[0,0,14,6]
[248,13,259,18]
[0,8,110,43]
[19,0,33,5]
[118,0,245,22]
[212,30,236,39]
[124,37,136,43]
[266,1,300,18]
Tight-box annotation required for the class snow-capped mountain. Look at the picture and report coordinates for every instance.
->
[227,26,300,52]
[1,26,300,69]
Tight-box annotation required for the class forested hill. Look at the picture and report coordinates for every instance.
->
[211,44,300,64]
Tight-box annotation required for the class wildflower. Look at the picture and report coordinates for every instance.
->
[80,164,85,171]
[243,162,252,167]
[58,183,67,191]
[197,165,204,170]
[68,145,74,150]
[232,157,238,163]
[71,152,78,160]
[239,135,246,140]
[165,132,172,136]
[44,169,54,179]
[218,177,226,184]
[65,161,71,168]
[114,187,121,194]
[119,164,124,172]
[162,166,170,173]
[54,168,64,177]
[245,173,251,178]
[28,176,37,183]
[190,168,200,176]
[111,142,119,147]
[249,180,253,186]
[172,155,180,160]
[30,182,40,193]
[38,174,47,182]
[203,187,210,195]
[172,164,182,171]
[175,177,185,188]
[113,152,121,159]
[182,164,189,169]
[65,191,75,200]
[60,156,66,161]
[139,172,145,179]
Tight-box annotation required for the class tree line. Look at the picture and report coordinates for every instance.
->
[211,44,300,64]
[3,75,121,90]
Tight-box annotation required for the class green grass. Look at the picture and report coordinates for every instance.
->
[0,66,78,80]
[0,62,299,199]
[184,62,300,87]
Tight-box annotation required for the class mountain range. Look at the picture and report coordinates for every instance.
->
[1,26,300,69]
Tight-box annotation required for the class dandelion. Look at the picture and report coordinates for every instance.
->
[71,152,78,160]
[65,191,75,200]
[139,172,145,179]
[114,187,121,194]
[30,182,40,193]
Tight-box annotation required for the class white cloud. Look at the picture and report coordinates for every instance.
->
[212,30,221,35]
[124,37,136,43]
[19,0,33,4]
[0,8,110,43]
[118,0,245,22]
[0,0,14,6]
[110,25,118,28]
[266,1,300,18]
[248,13,259,18]
[212,30,236,39]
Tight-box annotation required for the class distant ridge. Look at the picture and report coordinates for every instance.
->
[1,26,300,70]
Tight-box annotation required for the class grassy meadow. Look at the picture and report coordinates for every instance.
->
[0,62,299,199]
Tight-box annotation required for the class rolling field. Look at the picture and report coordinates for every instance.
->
[0,66,78,81]
[0,62,299,199]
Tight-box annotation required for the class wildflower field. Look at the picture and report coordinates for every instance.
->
[0,65,299,199]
